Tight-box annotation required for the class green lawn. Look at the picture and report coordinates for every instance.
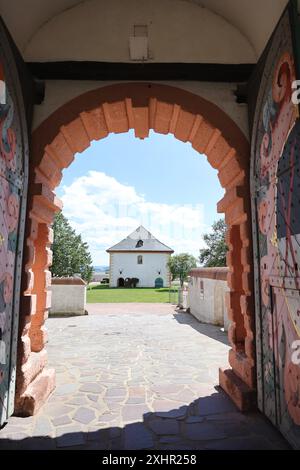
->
[87,284,177,303]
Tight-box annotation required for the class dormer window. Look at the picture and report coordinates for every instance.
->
[136,239,143,248]
[137,255,143,264]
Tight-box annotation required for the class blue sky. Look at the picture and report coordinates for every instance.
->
[58,130,224,265]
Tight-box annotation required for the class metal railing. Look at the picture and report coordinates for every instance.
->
[169,282,189,308]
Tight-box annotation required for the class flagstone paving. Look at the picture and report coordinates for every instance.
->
[0,304,289,449]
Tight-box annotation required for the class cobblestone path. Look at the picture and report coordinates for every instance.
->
[0,304,289,449]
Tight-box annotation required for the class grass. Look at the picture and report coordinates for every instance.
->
[87,284,178,303]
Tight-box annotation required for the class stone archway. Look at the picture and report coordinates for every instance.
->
[15,83,255,415]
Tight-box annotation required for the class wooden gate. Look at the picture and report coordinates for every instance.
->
[250,1,300,449]
[0,19,29,426]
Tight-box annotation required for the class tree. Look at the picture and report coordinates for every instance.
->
[51,212,93,283]
[167,253,197,287]
[199,218,227,267]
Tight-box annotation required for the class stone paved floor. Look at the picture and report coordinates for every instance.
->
[0,304,289,450]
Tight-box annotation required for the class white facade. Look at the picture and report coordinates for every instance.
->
[110,251,171,288]
[107,226,173,288]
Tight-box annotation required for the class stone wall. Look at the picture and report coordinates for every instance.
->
[50,277,87,316]
[188,268,229,330]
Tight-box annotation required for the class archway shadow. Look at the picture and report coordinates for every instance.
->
[0,388,289,450]
[172,309,229,346]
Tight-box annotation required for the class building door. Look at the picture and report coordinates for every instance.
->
[250,0,300,449]
[0,19,30,425]
[155,277,164,288]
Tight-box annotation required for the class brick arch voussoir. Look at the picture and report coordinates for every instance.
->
[36,96,248,204]
[17,83,254,416]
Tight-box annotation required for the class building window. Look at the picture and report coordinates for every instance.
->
[136,239,143,248]
[137,255,143,264]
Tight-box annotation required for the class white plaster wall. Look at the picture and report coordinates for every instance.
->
[50,284,87,315]
[33,80,249,139]
[110,252,170,288]
[188,276,229,329]
[24,0,256,63]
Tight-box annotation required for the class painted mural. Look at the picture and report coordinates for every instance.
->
[253,23,300,447]
[0,60,21,424]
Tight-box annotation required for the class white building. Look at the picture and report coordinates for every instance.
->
[107,226,174,288]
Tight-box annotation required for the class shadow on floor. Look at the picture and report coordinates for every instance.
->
[172,310,229,346]
[0,388,289,450]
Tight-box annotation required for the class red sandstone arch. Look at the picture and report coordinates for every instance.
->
[15,83,255,415]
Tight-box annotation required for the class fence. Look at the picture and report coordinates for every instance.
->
[168,283,189,307]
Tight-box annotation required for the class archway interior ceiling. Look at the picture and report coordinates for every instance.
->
[0,0,288,62]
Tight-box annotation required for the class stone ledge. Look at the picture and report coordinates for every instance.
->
[14,368,56,417]
[49,310,88,317]
[51,277,86,285]
[219,367,257,412]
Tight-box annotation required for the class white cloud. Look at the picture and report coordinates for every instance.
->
[60,171,209,265]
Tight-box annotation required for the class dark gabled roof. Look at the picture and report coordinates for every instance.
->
[106,226,174,253]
